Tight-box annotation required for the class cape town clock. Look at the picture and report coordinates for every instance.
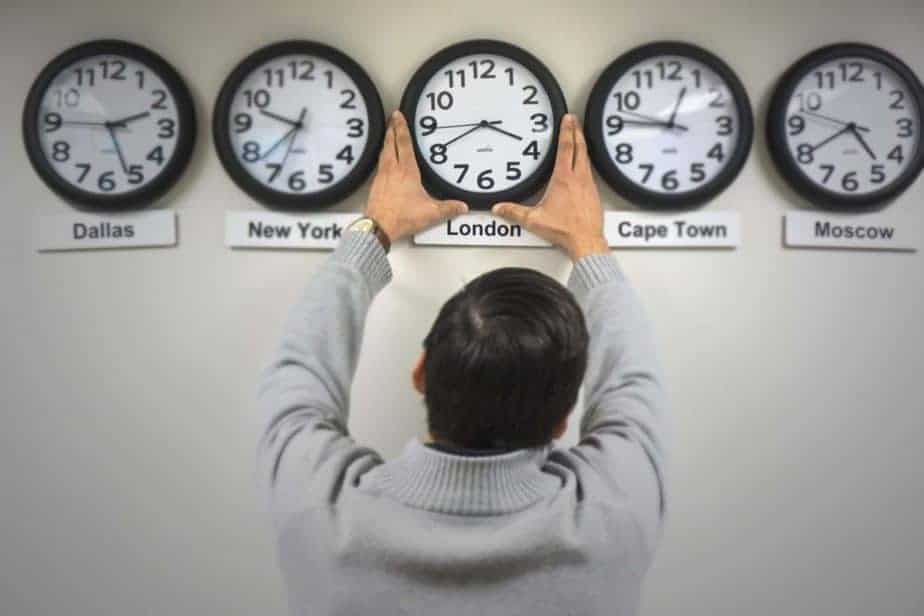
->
[400,39,567,209]
[584,42,753,209]
[22,40,196,209]
[213,40,385,209]
[767,43,924,211]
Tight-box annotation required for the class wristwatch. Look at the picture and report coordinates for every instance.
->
[347,216,391,254]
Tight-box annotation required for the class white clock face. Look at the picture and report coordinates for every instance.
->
[37,54,181,195]
[412,53,556,195]
[783,57,920,196]
[601,55,743,194]
[225,54,370,194]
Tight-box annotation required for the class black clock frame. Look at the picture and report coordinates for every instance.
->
[22,39,197,210]
[213,40,385,210]
[584,41,753,210]
[766,43,924,212]
[400,39,568,210]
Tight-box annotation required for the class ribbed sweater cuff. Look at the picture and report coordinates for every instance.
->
[330,230,393,295]
[567,253,624,299]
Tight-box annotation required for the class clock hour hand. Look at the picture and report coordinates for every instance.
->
[800,110,871,133]
[483,123,522,141]
[108,111,151,128]
[259,109,303,128]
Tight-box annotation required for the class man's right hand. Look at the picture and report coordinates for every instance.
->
[492,114,609,262]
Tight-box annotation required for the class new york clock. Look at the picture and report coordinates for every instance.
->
[400,39,567,209]
[213,40,385,209]
[22,40,197,210]
[584,42,753,210]
[767,43,924,211]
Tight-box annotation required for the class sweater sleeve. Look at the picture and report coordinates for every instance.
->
[565,254,669,555]
[256,230,391,527]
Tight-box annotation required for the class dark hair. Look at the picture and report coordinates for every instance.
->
[422,267,589,450]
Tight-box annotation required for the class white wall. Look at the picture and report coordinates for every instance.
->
[2,0,923,614]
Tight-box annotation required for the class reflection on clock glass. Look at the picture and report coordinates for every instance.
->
[37,54,181,195]
[783,57,920,196]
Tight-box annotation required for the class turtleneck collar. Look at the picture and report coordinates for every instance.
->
[368,438,561,516]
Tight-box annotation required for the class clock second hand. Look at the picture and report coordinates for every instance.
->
[259,107,308,160]
[442,122,488,148]
[433,120,503,130]
[279,108,308,169]
[105,124,129,174]
[800,110,871,133]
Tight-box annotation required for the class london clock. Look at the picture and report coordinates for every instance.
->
[584,41,753,210]
[400,39,567,210]
[767,43,924,211]
[22,40,196,210]
[213,40,385,209]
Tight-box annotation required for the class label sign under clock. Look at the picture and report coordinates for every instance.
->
[225,211,355,249]
[415,211,740,248]
[784,211,917,250]
[36,210,176,251]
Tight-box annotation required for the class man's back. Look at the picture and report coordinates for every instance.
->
[275,442,652,616]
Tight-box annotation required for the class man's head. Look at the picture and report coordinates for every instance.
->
[413,267,589,450]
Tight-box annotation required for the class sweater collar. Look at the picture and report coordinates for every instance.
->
[370,438,561,516]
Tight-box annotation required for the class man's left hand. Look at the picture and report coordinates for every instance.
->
[365,111,468,243]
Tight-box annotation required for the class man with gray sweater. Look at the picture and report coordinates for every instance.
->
[257,111,668,615]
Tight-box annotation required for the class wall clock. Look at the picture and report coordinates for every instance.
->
[767,43,924,211]
[213,40,384,209]
[22,40,196,210]
[400,39,567,210]
[584,41,753,210]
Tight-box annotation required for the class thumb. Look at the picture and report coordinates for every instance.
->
[433,199,469,221]
[492,202,531,226]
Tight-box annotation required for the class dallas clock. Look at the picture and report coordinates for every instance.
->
[22,40,196,210]
[767,43,924,211]
[213,41,385,209]
[400,39,567,209]
[584,42,753,209]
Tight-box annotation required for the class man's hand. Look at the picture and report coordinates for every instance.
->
[492,114,609,261]
[366,111,468,243]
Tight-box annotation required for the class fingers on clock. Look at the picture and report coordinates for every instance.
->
[379,114,398,169]
[555,114,576,174]
[492,202,530,226]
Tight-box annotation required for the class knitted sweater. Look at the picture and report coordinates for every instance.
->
[257,230,669,616]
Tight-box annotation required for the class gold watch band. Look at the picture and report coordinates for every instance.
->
[348,216,391,254]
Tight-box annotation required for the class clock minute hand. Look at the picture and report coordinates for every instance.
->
[849,125,877,160]
[810,124,853,152]
[617,110,688,131]
[667,87,687,128]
